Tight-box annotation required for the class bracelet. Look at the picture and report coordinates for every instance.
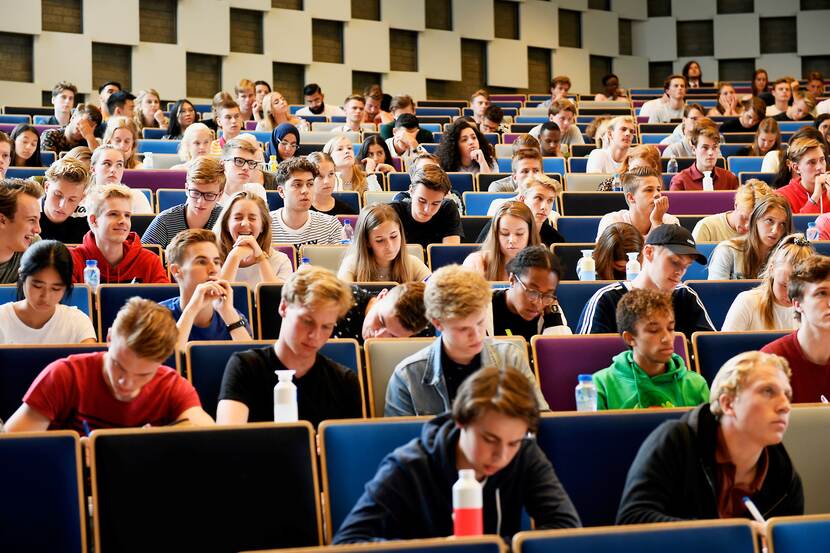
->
[254,251,271,262]
[226,319,246,332]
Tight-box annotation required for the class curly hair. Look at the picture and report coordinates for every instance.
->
[615,288,674,337]
[435,118,494,172]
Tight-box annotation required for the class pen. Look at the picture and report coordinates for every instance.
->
[821,395,828,404]
[743,497,769,553]
[82,419,91,436]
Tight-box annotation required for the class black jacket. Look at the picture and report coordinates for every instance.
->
[617,404,804,524]
[333,414,580,543]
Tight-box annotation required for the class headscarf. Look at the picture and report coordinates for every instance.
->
[268,123,300,161]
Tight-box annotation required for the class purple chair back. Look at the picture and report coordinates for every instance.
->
[121,170,187,192]
[0,124,58,135]
[390,157,402,172]
[662,191,735,215]
[274,244,296,270]
[245,120,258,131]
[532,333,689,410]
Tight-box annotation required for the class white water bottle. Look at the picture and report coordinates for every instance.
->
[274,370,298,423]
[144,151,153,169]
[341,219,354,244]
[83,260,100,293]
[576,249,596,281]
[702,171,714,191]
[625,251,641,281]
[575,374,598,412]
[452,469,483,536]
[268,154,278,173]
[806,222,819,241]
[667,155,678,174]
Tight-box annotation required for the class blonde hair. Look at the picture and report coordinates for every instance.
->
[787,137,824,165]
[178,122,214,162]
[620,145,661,173]
[103,116,141,168]
[710,351,791,416]
[45,156,90,192]
[425,265,492,321]
[756,234,815,328]
[85,182,132,218]
[260,91,288,130]
[727,195,793,279]
[186,155,225,191]
[323,134,369,194]
[235,79,254,96]
[524,174,561,196]
[133,88,161,130]
[216,191,272,261]
[734,179,773,212]
[166,228,217,267]
[281,265,353,317]
[348,203,416,283]
[111,297,178,362]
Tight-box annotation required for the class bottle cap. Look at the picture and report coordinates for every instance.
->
[577,374,593,383]
[301,257,310,264]
[580,249,593,257]
[626,252,638,261]
[344,219,352,225]
[458,469,476,480]
[275,369,296,382]
[85,260,97,267]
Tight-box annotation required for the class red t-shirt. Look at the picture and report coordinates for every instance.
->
[761,331,830,403]
[23,352,201,433]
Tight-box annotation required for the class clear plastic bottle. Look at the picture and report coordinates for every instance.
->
[273,370,298,423]
[144,151,154,169]
[268,154,278,173]
[702,171,714,191]
[611,173,622,192]
[625,251,641,281]
[667,155,678,174]
[83,260,100,293]
[575,374,598,412]
[342,219,354,244]
[576,249,596,281]
[452,469,483,536]
[806,222,819,241]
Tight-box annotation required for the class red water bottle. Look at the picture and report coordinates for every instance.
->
[453,469,483,536]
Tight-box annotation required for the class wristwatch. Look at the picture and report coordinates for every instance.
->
[226,319,246,332]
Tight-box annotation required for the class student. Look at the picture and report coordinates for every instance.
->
[216,266,362,426]
[659,103,705,152]
[718,97,766,133]
[577,224,714,336]
[597,144,661,191]
[487,148,544,192]
[89,145,153,214]
[816,114,830,144]
[170,122,213,170]
[435,118,498,174]
[256,91,307,132]
[586,116,636,174]
[307,151,357,216]
[761,126,827,180]
[390,164,464,247]
[692,179,772,243]
[331,95,367,133]
[596,167,679,240]
[766,78,794,117]
[39,156,91,244]
[722,234,813,331]
[338,203,430,283]
[530,99,584,146]
[806,72,825,99]
[270,156,345,246]
[775,137,830,213]
[773,93,816,122]
[0,132,11,179]
[670,119,739,191]
[384,114,425,161]
[385,265,549,416]
[5,297,214,432]
[142,157,225,249]
[538,122,562,156]
[218,138,267,204]
[70,183,169,284]
[480,176,564,246]
[617,350,802,524]
[210,98,243,154]
[593,73,627,102]
[379,96,435,143]
[648,75,687,123]
[106,91,135,119]
[761,255,830,402]
[740,118,780,157]
[164,99,197,140]
[265,122,300,162]
[162,229,252,352]
[323,134,384,193]
[538,75,572,109]
[333,281,428,344]
[752,69,769,98]
[216,191,292,286]
[296,83,346,117]
[479,105,505,134]
[41,104,102,155]
[487,245,570,341]
[0,179,43,284]
[682,61,706,88]
[470,89,491,126]
[103,116,142,169]
[708,195,792,280]
[133,88,168,131]
[10,124,42,167]
[97,81,121,120]
[363,86,393,125]
[464,202,540,281]
[593,222,644,281]
[594,288,709,410]
[253,80,271,122]
[334,365,580,543]
[357,135,396,172]
[47,81,77,126]
[0,240,96,344]
[235,78,256,121]
[708,82,743,117]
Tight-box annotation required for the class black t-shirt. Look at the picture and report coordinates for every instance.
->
[39,212,89,244]
[773,112,814,123]
[491,289,566,342]
[718,118,758,134]
[476,218,565,246]
[218,346,363,427]
[333,286,374,344]
[441,346,481,401]
[311,198,358,216]
[390,199,464,248]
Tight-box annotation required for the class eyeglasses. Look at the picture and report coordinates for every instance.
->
[225,157,261,170]
[186,188,219,201]
[512,273,557,304]
[279,140,298,150]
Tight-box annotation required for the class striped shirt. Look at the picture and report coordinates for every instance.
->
[141,203,223,249]
[270,208,345,247]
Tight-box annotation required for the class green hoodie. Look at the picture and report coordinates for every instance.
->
[593,350,710,410]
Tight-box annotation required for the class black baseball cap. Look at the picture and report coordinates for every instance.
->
[646,224,707,265]
[395,113,420,130]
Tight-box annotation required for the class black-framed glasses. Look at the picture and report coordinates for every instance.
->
[225,156,260,169]
[279,140,298,150]
[511,273,557,304]
[186,188,219,201]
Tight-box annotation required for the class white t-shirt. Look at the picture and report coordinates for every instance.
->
[270,208,345,246]
[648,102,685,123]
[817,98,830,116]
[595,210,680,241]
[333,173,383,193]
[765,105,784,117]
[529,124,584,145]
[232,247,294,287]
[721,288,798,331]
[586,148,624,174]
[761,149,781,174]
[638,97,666,120]
[0,303,96,344]
[296,104,345,117]
[337,253,431,283]
[217,182,268,207]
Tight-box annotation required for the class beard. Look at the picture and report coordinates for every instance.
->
[309,103,325,115]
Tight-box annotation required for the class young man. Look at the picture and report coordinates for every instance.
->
[39,156,91,244]
[70,183,169,284]
[538,121,562,156]
[379,95,434,143]
[530,99,584,146]
[210,98,243,154]
[162,229,252,352]
[479,176,565,245]
[660,103,705,154]
[98,80,121,119]
[333,282,429,344]
[47,81,77,126]
[384,265,549,416]
[335,366,580,544]
[805,72,825,99]
[106,90,135,119]
[719,97,766,133]
[142,157,225,249]
[390,164,464,247]
[41,104,103,155]
[296,83,345,117]
[594,288,709,410]
[596,167,680,239]
[773,93,816,122]
[385,114,424,160]
[333,95,365,133]
[480,105,505,134]
[216,266,363,427]
[670,119,739,191]
[88,145,154,214]
[578,224,714,337]
[363,88,392,125]
[617,351,802,524]
[470,89,491,126]
[217,138,267,204]
[5,297,214,432]
[270,157,344,246]
[761,255,830,403]
[487,148,544,193]
[0,179,43,284]
[235,78,256,121]
[538,75,572,110]
[766,78,794,117]
[648,75,687,123]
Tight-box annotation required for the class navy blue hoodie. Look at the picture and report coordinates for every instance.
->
[333,414,581,543]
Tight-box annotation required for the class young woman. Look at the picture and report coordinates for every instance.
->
[0,131,10,179]
[307,151,357,216]
[435,118,498,174]
[682,61,706,88]
[597,144,661,191]
[593,222,644,280]
[9,124,42,167]
[816,114,830,145]
[708,82,743,117]
[133,89,168,131]
[692,178,773,243]
[776,136,830,213]
[338,203,430,283]
[742,117,780,157]
[256,91,308,132]
[593,74,626,102]
[265,123,300,162]
[752,69,769,97]
[165,99,197,139]
[171,122,213,171]
[103,116,142,169]
[216,191,292,286]
[708,195,793,280]
[0,240,96,344]
[322,134,383,194]
[722,234,814,331]
[463,201,541,281]
[586,116,636,174]
[356,135,396,173]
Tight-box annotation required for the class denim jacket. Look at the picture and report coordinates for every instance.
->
[384,337,550,416]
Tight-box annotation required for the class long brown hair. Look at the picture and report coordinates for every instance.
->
[750,118,781,157]
[593,222,644,280]
[216,191,273,260]
[756,234,814,328]
[727,195,793,279]
[348,203,416,282]
[480,202,540,281]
